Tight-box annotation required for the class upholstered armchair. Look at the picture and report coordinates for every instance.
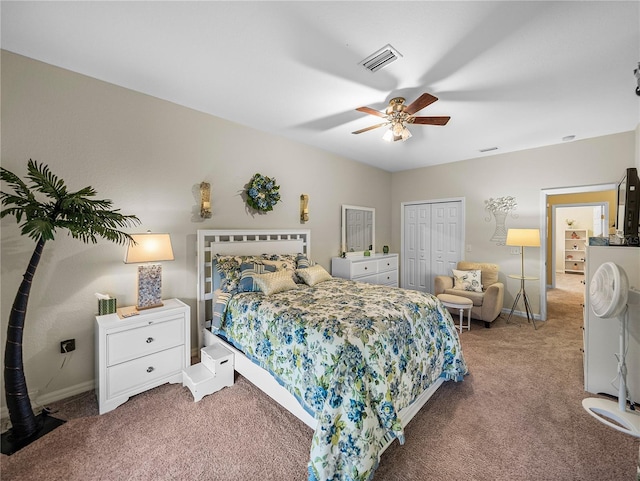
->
[434,261,504,328]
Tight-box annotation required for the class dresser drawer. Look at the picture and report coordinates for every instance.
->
[356,273,380,284]
[377,256,398,273]
[377,271,398,286]
[107,317,184,366]
[107,345,184,397]
[351,259,378,278]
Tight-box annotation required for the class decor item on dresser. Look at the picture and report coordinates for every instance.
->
[341,204,375,255]
[505,228,541,329]
[199,181,212,218]
[124,232,175,310]
[300,194,309,222]
[435,261,504,328]
[197,229,466,481]
[245,173,281,212]
[0,159,140,454]
[332,252,399,287]
[484,196,518,245]
[95,299,191,414]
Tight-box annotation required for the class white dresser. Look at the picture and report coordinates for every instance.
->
[95,298,190,414]
[331,253,399,287]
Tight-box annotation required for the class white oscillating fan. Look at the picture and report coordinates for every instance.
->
[582,262,640,438]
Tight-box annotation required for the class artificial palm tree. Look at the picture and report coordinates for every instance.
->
[0,159,140,452]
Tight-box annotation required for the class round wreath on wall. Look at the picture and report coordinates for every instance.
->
[245,173,281,212]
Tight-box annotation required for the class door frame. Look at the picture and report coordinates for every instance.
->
[550,202,609,288]
[539,184,616,321]
[400,197,466,289]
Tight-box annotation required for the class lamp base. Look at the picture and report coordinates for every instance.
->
[136,301,164,311]
[582,397,640,438]
[136,264,163,310]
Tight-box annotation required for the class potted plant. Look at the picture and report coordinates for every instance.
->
[0,160,140,453]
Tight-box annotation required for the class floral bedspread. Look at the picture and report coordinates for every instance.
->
[212,278,467,481]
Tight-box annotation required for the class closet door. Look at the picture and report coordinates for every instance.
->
[432,202,462,280]
[404,204,431,292]
[403,200,463,293]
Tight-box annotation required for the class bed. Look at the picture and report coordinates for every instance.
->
[197,229,467,481]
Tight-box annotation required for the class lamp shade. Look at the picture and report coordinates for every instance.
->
[506,228,541,247]
[124,233,174,264]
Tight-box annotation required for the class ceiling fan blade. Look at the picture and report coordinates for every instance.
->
[355,106,387,118]
[411,116,450,126]
[352,123,388,134]
[405,93,438,115]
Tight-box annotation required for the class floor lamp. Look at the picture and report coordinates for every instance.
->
[506,228,541,329]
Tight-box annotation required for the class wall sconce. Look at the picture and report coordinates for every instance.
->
[200,182,212,218]
[300,194,309,222]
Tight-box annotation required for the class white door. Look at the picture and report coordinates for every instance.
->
[403,200,463,293]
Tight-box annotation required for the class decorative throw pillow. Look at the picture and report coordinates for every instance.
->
[237,262,277,292]
[295,253,316,269]
[452,269,483,292]
[296,264,332,286]
[215,254,264,292]
[253,270,299,295]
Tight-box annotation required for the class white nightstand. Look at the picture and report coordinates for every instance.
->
[95,298,191,414]
[183,342,234,402]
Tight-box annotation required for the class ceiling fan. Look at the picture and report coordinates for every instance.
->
[352,93,450,142]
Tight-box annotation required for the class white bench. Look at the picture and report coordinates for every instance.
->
[437,293,473,333]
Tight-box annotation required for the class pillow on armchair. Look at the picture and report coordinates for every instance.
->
[452,269,483,292]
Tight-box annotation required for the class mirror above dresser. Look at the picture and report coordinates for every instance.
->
[341,205,375,255]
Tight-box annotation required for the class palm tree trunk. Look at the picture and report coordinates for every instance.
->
[4,237,45,440]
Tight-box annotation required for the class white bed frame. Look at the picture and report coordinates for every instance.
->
[197,229,444,450]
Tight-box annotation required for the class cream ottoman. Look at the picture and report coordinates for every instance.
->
[437,293,473,333]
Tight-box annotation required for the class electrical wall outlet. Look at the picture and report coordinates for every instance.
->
[60,339,76,353]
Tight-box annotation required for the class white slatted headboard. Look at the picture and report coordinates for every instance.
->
[196,229,311,347]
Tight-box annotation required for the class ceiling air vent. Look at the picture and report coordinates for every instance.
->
[360,44,402,73]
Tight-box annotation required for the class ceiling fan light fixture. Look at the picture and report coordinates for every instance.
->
[382,128,394,142]
[401,126,412,141]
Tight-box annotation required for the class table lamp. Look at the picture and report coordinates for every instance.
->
[124,232,174,310]
[506,228,541,328]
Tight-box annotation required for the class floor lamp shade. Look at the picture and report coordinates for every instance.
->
[505,228,541,248]
[124,233,174,310]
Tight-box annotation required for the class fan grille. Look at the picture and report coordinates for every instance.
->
[590,262,628,318]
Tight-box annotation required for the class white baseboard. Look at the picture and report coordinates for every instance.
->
[0,380,95,427]
[501,307,542,321]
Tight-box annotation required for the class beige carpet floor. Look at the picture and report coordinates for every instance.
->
[2,278,639,480]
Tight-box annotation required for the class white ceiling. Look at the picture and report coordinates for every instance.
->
[2,1,639,172]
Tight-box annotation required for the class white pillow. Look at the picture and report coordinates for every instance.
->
[253,270,298,295]
[452,269,483,292]
[296,265,332,286]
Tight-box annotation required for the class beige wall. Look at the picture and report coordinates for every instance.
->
[0,51,392,410]
[391,132,636,315]
[2,50,638,413]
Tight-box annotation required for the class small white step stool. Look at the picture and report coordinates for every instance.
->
[183,342,234,402]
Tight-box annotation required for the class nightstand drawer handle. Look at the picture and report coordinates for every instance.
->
[146,337,154,343]
[146,366,154,373]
